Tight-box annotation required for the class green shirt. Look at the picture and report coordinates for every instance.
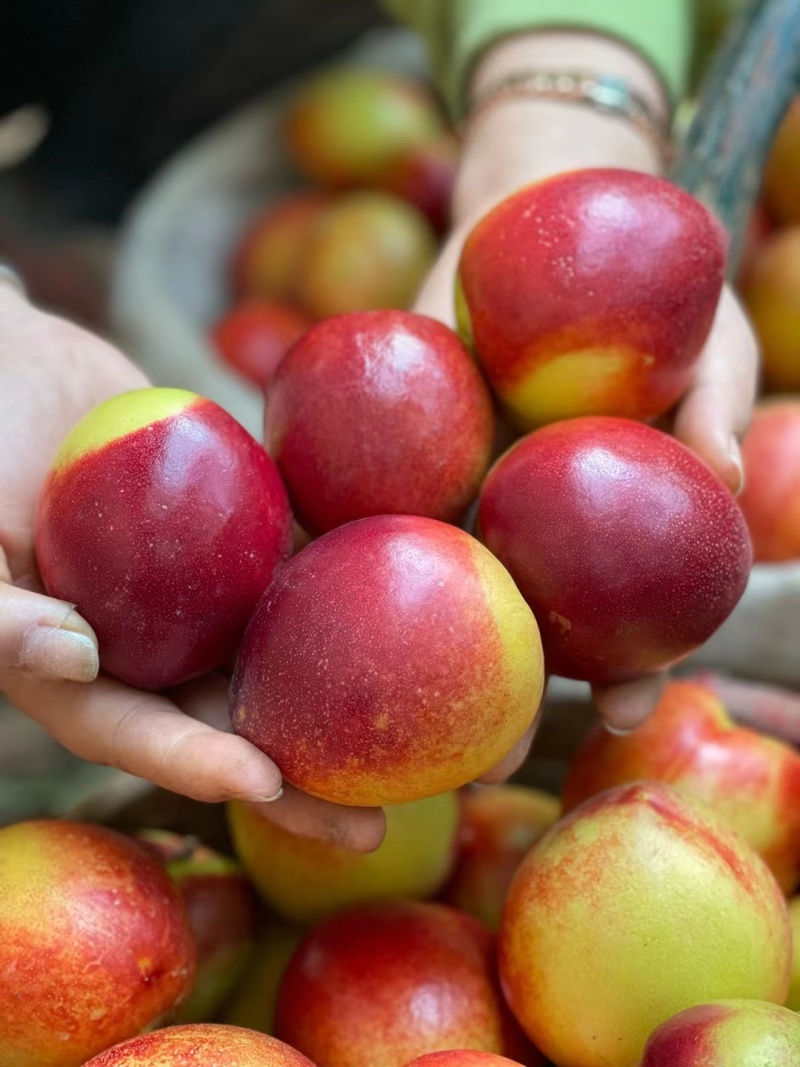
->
[383,0,741,118]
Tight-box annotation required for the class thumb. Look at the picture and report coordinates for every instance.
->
[0,550,99,683]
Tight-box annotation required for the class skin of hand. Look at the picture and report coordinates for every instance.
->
[0,278,535,852]
[413,31,759,742]
[0,281,393,850]
[0,30,759,848]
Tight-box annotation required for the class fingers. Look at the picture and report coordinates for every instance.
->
[691,670,800,745]
[476,714,542,784]
[248,785,387,853]
[412,228,467,328]
[0,551,99,683]
[672,286,759,493]
[2,671,283,804]
[592,672,667,734]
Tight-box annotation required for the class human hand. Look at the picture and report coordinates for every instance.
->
[0,282,394,850]
[413,32,759,739]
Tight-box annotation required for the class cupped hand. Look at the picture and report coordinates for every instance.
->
[413,37,759,738]
[0,282,394,850]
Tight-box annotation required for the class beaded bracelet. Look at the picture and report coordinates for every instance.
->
[465,69,673,168]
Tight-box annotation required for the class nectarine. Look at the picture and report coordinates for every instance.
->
[35,387,292,690]
[231,515,543,806]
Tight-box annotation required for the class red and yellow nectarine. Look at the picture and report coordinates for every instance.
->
[0,820,195,1067]
[265,310,494,534]
[457,168,726,428]
[478,417,752,684]
[35,387,292,690]
[231,515,543,806]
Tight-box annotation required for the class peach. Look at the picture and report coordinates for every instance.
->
[641,1000,800,1065]
[563,680,800,892]
[787,895,800,1011]
[478,417,752,684]
[231,515,543,806]
[442,785,561,931]
[284,68,442,188]
[763,96,800,225]
[738,398,800,560]
[35,387,292,690]
[136,830,259,1023]
[457,168,726,429]
[220,921,305,1034]
[229,790,459,924]
[264,310,494,535]
[231,193,329,302]
[743,226,800,392]
[499,782,791,1067]
[376,133,458,233]
[296,192,437,318]
[211,301,311,389]
[275,901,521,1067]
[81,1024,317,1066]
[0,819,195,1067]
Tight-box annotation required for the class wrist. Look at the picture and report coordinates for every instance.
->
[454,31,670,227]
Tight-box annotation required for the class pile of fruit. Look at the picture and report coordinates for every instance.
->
[4,688,800,1067]
[3,67,800,1067]
[211,67,456,390]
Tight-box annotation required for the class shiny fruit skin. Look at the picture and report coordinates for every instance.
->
[0,819,196,1067]
[457,168,726,428]
[499,782,791,1067]
[275,901,512,1067]
[641,1000,800,1066]
[81,1024,318,1066]
[478,416,752,684]
[230,515,543,807]
[212,301,311,389]
[35,388,292,690]
[265,310,494,535]
[562,680,800,893]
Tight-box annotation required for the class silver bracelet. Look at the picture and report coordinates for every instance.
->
[0,263,26,295]
[465,69,673,167]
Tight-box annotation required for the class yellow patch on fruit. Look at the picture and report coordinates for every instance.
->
[52,387,200,471]
[504,347,645,427]
[228,791,460,926]
[470,539,545,721]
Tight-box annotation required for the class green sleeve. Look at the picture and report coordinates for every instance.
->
[382,0,694,119]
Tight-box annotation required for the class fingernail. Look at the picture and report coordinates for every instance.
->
[246,787,284,804]
[604,722,635,737]
[58,606,98,640]
[20,626,99,682]
[728,437,745,496]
